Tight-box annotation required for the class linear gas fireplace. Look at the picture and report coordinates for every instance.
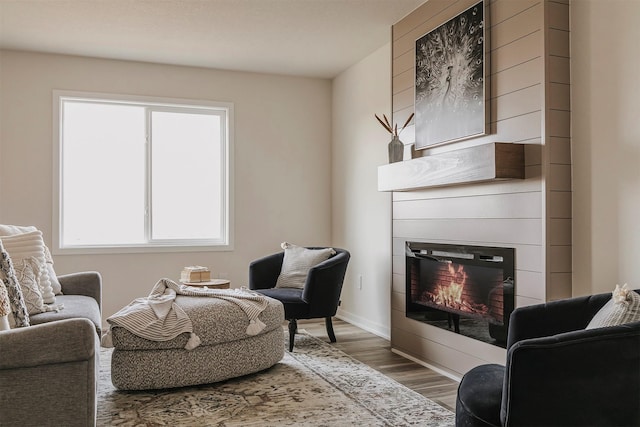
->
[406,242,515,348]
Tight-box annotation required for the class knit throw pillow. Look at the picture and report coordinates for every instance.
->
[0,224,61,297]
[12,257,50,315]
[0,231,56,304]
[0,278,11,318]
[43,245,62,295]
[586,284,640,329]
[0,239,29,327]
[275,242,336,289]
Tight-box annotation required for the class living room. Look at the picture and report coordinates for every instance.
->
[1,0,639,425]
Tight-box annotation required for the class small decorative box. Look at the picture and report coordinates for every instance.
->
[180,266,211,283]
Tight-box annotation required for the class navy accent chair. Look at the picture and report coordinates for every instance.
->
[249,248,350,351]
[456,290,640,427]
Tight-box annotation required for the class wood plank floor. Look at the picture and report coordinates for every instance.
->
[296,318,459,412]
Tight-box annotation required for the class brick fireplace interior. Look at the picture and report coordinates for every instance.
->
[405,242,515,348]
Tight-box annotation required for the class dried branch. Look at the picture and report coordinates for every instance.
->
[383,114,392,129]
[374,114,393,133]
[400,112,415,133]
[374,112,415,137]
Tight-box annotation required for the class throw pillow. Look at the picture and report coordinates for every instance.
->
[0,224,60,297]
[0,239,30,327]
[275,242,336,289]
[12,257,49,315]
[0,230,56,304]
[0,278,11,318]
[0,224,37,235]
[43,245,62,295]
[586,284,640,329]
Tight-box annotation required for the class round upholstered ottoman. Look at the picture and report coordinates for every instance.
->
[455,364,505,427]
[109,295,285,390]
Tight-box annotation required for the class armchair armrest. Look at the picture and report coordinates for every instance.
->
[303,250,350,316]
[501,322,640,426]
[249,252,284,290]
[506,292,611,348]
[0,318,97,369]
[0,318,99,427]
[58,271,102,309]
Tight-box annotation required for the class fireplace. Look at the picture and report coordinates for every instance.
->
[405,242,515,347]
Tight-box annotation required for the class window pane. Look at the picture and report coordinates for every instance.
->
[150,111,223,240]
[56,92,232,251]
[61,101,145,246]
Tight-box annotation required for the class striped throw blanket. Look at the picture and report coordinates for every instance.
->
[101,278,269,350]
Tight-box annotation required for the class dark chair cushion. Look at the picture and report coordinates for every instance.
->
[255,288,309,319]
[456,364,503,427]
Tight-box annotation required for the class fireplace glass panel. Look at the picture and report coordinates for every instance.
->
[405,242,515,348]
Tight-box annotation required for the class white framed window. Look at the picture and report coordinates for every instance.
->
[53,90,233,253]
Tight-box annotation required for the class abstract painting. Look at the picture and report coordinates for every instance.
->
[415,1,487,149]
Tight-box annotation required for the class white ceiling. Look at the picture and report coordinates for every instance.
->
[0,0,424,78]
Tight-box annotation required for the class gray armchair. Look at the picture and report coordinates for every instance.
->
[0,271,102,427]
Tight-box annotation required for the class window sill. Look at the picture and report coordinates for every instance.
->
[53,242,233,256]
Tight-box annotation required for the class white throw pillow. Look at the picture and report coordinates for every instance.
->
[0,225,60,295]
[275,242,336,289]
[586,284,640,329]
[0,315,9,331]
[0,231,56,304]
[43,245,62,295]
[0,224,37,236]
[11,257,48,315]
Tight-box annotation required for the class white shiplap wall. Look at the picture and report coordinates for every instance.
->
[389,0,571,376]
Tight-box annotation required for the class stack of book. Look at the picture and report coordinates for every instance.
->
[180,266,211,283]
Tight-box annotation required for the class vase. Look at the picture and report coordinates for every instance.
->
[388,135,404,163]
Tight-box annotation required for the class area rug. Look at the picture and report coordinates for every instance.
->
[98,331,455,426]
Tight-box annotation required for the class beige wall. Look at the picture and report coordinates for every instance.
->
[0,50,332,323]
[571,0,640,295]
[332,44,393,338]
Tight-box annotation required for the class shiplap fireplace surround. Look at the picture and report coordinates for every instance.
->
[386,0,571,378]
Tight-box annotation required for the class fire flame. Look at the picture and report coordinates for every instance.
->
[435,263,467,307]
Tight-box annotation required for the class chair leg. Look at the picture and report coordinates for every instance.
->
[325,317,336,343]
[288,319,297,351]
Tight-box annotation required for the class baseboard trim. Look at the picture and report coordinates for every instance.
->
[391,348,462,383]
[334,310,462,382]
[335,309,390,340]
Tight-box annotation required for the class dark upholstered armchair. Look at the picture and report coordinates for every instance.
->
[455,290,640,427]
[249,248,350,351]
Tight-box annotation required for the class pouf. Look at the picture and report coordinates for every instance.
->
[109,294,285,390]
[455,364,504,427]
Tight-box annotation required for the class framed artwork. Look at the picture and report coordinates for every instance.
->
[415,1,488,150]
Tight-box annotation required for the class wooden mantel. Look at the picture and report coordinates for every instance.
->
[378,142,524,192]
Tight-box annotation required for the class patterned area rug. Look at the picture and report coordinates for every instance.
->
[98,331,455,426]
